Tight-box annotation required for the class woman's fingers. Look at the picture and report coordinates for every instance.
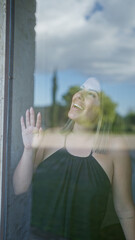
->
[30,107,35,126]
[22,108,41,129]
[32,127,44,148]
[26,109,30,127]
[36,112,41,129]
[20,116,26,131]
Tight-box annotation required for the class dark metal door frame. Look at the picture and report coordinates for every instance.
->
[0,0,14,239]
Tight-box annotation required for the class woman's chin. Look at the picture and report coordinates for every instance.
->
[68,111,78,121]
[68,112,74,120]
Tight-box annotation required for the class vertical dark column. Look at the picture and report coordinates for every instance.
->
[6,0,36,239]
[50,70,58,127]
[0,0,14,239]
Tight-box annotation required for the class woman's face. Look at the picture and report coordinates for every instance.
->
[68,89,100,127]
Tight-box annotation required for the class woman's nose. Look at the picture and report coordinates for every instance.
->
[74,91,84,101]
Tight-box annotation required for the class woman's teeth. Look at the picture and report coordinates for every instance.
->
[73,103,83,110]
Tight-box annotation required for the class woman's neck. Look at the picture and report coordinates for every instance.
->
[73,122,95,135]
[66,124,96,153]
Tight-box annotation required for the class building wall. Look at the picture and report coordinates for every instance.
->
[6,0,36,239]
[0,0,6,223]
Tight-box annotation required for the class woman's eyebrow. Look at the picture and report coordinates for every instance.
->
[87,90,99,97]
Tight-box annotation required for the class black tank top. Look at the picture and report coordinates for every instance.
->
[31,147,111,240]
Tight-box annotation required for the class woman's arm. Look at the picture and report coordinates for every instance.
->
[112,141,135,240]
[13,107,44,195]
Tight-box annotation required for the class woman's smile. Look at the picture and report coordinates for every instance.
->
[72,102,84,111]
[68,89,100,128]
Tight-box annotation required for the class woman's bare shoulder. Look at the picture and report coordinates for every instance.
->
[94,135,131,184]
[109,134,129,151]
[94,134,130,167]
[108,135,131,172]
[34,128,66,169]
[40,128,66,160]
[98,134,130,152]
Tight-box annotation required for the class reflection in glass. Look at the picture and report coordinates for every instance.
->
[31,0,135,239]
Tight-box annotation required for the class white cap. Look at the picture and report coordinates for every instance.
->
[80,77,101,93]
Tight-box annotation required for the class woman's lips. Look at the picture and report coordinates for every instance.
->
[72,103,84,110]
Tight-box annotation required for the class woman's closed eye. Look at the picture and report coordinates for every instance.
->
[88,92,96,98]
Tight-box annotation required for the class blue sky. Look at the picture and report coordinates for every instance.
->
[34,0,135,116]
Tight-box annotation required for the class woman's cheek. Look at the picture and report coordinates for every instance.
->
[87,106,100,121]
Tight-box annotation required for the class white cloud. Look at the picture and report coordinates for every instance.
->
[100,0,135,28]
[35,0,135,82]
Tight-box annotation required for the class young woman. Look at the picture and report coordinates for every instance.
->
[13,78,135,240]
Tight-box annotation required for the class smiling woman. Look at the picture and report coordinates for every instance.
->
[1,0,134,239]
[13,77,135,240]
[68,78,101,129]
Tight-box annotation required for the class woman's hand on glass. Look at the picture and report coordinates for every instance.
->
[20,107,42,149]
